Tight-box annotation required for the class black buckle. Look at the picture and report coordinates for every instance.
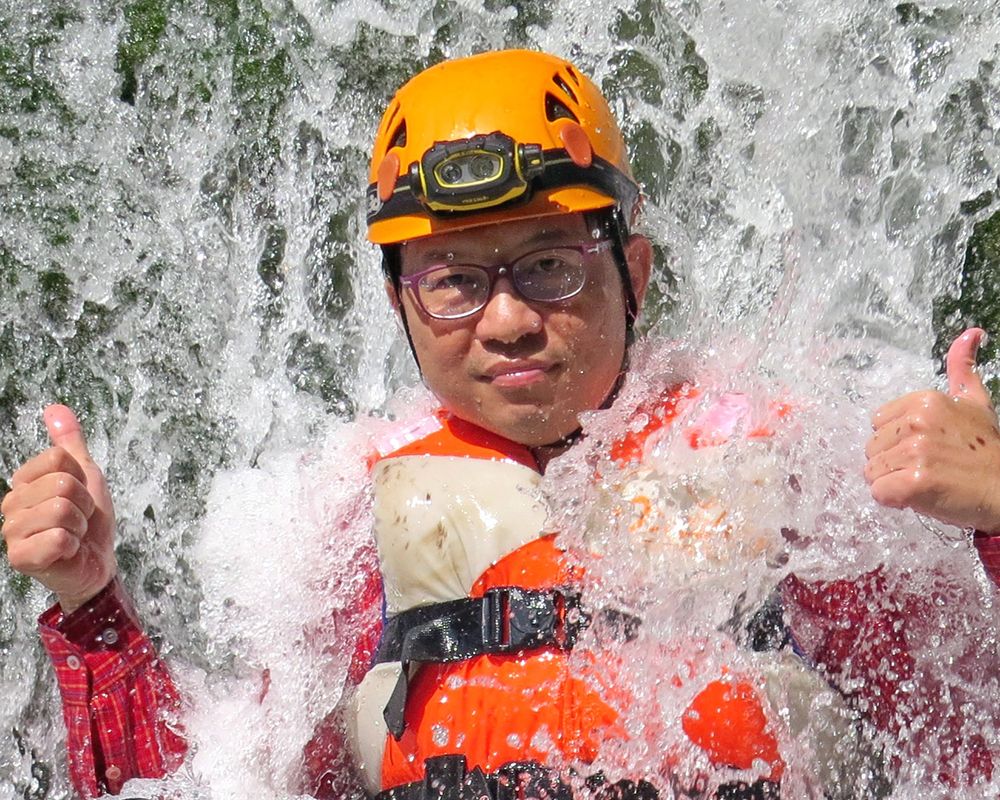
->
[376,758,667,800]
[492,761,573,800]
[481,588,586,654]
[422,755,491,800]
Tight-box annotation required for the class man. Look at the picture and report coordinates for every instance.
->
[3,49,999,799]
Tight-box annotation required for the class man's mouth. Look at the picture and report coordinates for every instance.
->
[481,360,555,389]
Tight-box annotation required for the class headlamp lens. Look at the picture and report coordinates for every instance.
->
[438,161,464,185]
[471,154,499,180]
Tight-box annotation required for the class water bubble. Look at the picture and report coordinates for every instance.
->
[431,724,450,747]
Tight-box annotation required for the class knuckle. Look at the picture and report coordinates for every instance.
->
[921,393,953,422]
[0,488,16,516]
[46,447,75,474]
[50,527,72,549]
[908,435,930,462]
[923,391,949,411]
[7,538,46,573]
[43,448,63,472]
[871,483,902,508]
[53,473,84,501]
[1,508,22,540]
[52,497,84,531]
[53,474,72,496]
[5,541,27,572]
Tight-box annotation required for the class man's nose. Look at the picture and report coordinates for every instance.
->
[475,277,544,343]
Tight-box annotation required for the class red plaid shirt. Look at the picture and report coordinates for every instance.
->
[976,531,1000,582]
[39,578,187,798]
[41,538,1000,798]
[40,566,384,799]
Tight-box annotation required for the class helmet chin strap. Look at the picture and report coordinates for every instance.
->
[606,207,639,342]
[394,295,423,375]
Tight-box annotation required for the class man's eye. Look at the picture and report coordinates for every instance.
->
[522,256,569,275]
[423,270,478,291]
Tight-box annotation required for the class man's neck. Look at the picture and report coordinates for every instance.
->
[530,430,582,472]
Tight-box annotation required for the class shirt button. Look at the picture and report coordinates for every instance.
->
[105,765,122,782]
[65,655,82,670]
[101,627,119,645]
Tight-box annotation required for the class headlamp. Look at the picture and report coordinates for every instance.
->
[411,132,544,213]
[366,130,639,237]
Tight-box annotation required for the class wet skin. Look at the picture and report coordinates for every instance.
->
[392,213,652,448]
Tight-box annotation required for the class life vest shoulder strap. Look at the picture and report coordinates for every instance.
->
[370,409,538,471]
[610,381,797,464]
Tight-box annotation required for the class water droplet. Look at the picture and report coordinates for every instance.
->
[431,723,450,747]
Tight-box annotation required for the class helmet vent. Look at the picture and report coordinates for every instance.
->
[389,120,407,149]
[564,65,581,85]
[552,73,579,104]
[545,93,579,123]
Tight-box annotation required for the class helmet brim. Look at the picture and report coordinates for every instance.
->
[367,186,617,245]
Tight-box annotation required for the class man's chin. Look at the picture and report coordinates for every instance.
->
[482,407,577,448]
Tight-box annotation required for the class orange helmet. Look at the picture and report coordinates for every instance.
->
[366,49,640,245]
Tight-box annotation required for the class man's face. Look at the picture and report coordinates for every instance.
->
[394,213,651,447]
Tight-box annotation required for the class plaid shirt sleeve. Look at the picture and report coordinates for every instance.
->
[38,577,188,798]
[974,532,1000,586]
[783,561,997,786]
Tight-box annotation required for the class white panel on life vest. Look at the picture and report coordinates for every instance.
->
[350,661,404,794]
[372,456,548,614]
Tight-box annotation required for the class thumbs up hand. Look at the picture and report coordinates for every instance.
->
[1,405,118,612]
[865,329,1000,533]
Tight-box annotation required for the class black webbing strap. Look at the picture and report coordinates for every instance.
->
[376,586,587,665]
[377,587,591,738]
[376,587,640,739]
[373,754,779,800]
[366,150,640,228]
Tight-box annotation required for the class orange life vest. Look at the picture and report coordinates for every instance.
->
[352,393,784,795]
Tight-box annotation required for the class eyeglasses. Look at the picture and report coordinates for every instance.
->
[398,240,613,320]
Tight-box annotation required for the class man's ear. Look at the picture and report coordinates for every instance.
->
[623,234,653,310]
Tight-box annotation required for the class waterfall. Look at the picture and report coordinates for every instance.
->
[1,1,998,797]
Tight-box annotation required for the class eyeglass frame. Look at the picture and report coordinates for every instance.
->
[397,239,614,320]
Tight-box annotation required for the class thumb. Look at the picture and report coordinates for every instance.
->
[43,404,95,465]
[946,328,992,406]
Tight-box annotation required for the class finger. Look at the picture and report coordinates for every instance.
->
[2,472,95,520]
[871,391,925,431]
[43,405,95,468]
[869,469,920,510]
[866,423,943,481]
[864,416,914,459]
[864,437,923,485]
[946,328,992,407]
[2,496,89,543]
[6,528,81,574]
[10,446,88,489]
[869,464,950,516]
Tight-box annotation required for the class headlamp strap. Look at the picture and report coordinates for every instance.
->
[366,148,638,227]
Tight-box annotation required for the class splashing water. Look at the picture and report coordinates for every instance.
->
[1,1,998,798]
[546,337,998,798]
